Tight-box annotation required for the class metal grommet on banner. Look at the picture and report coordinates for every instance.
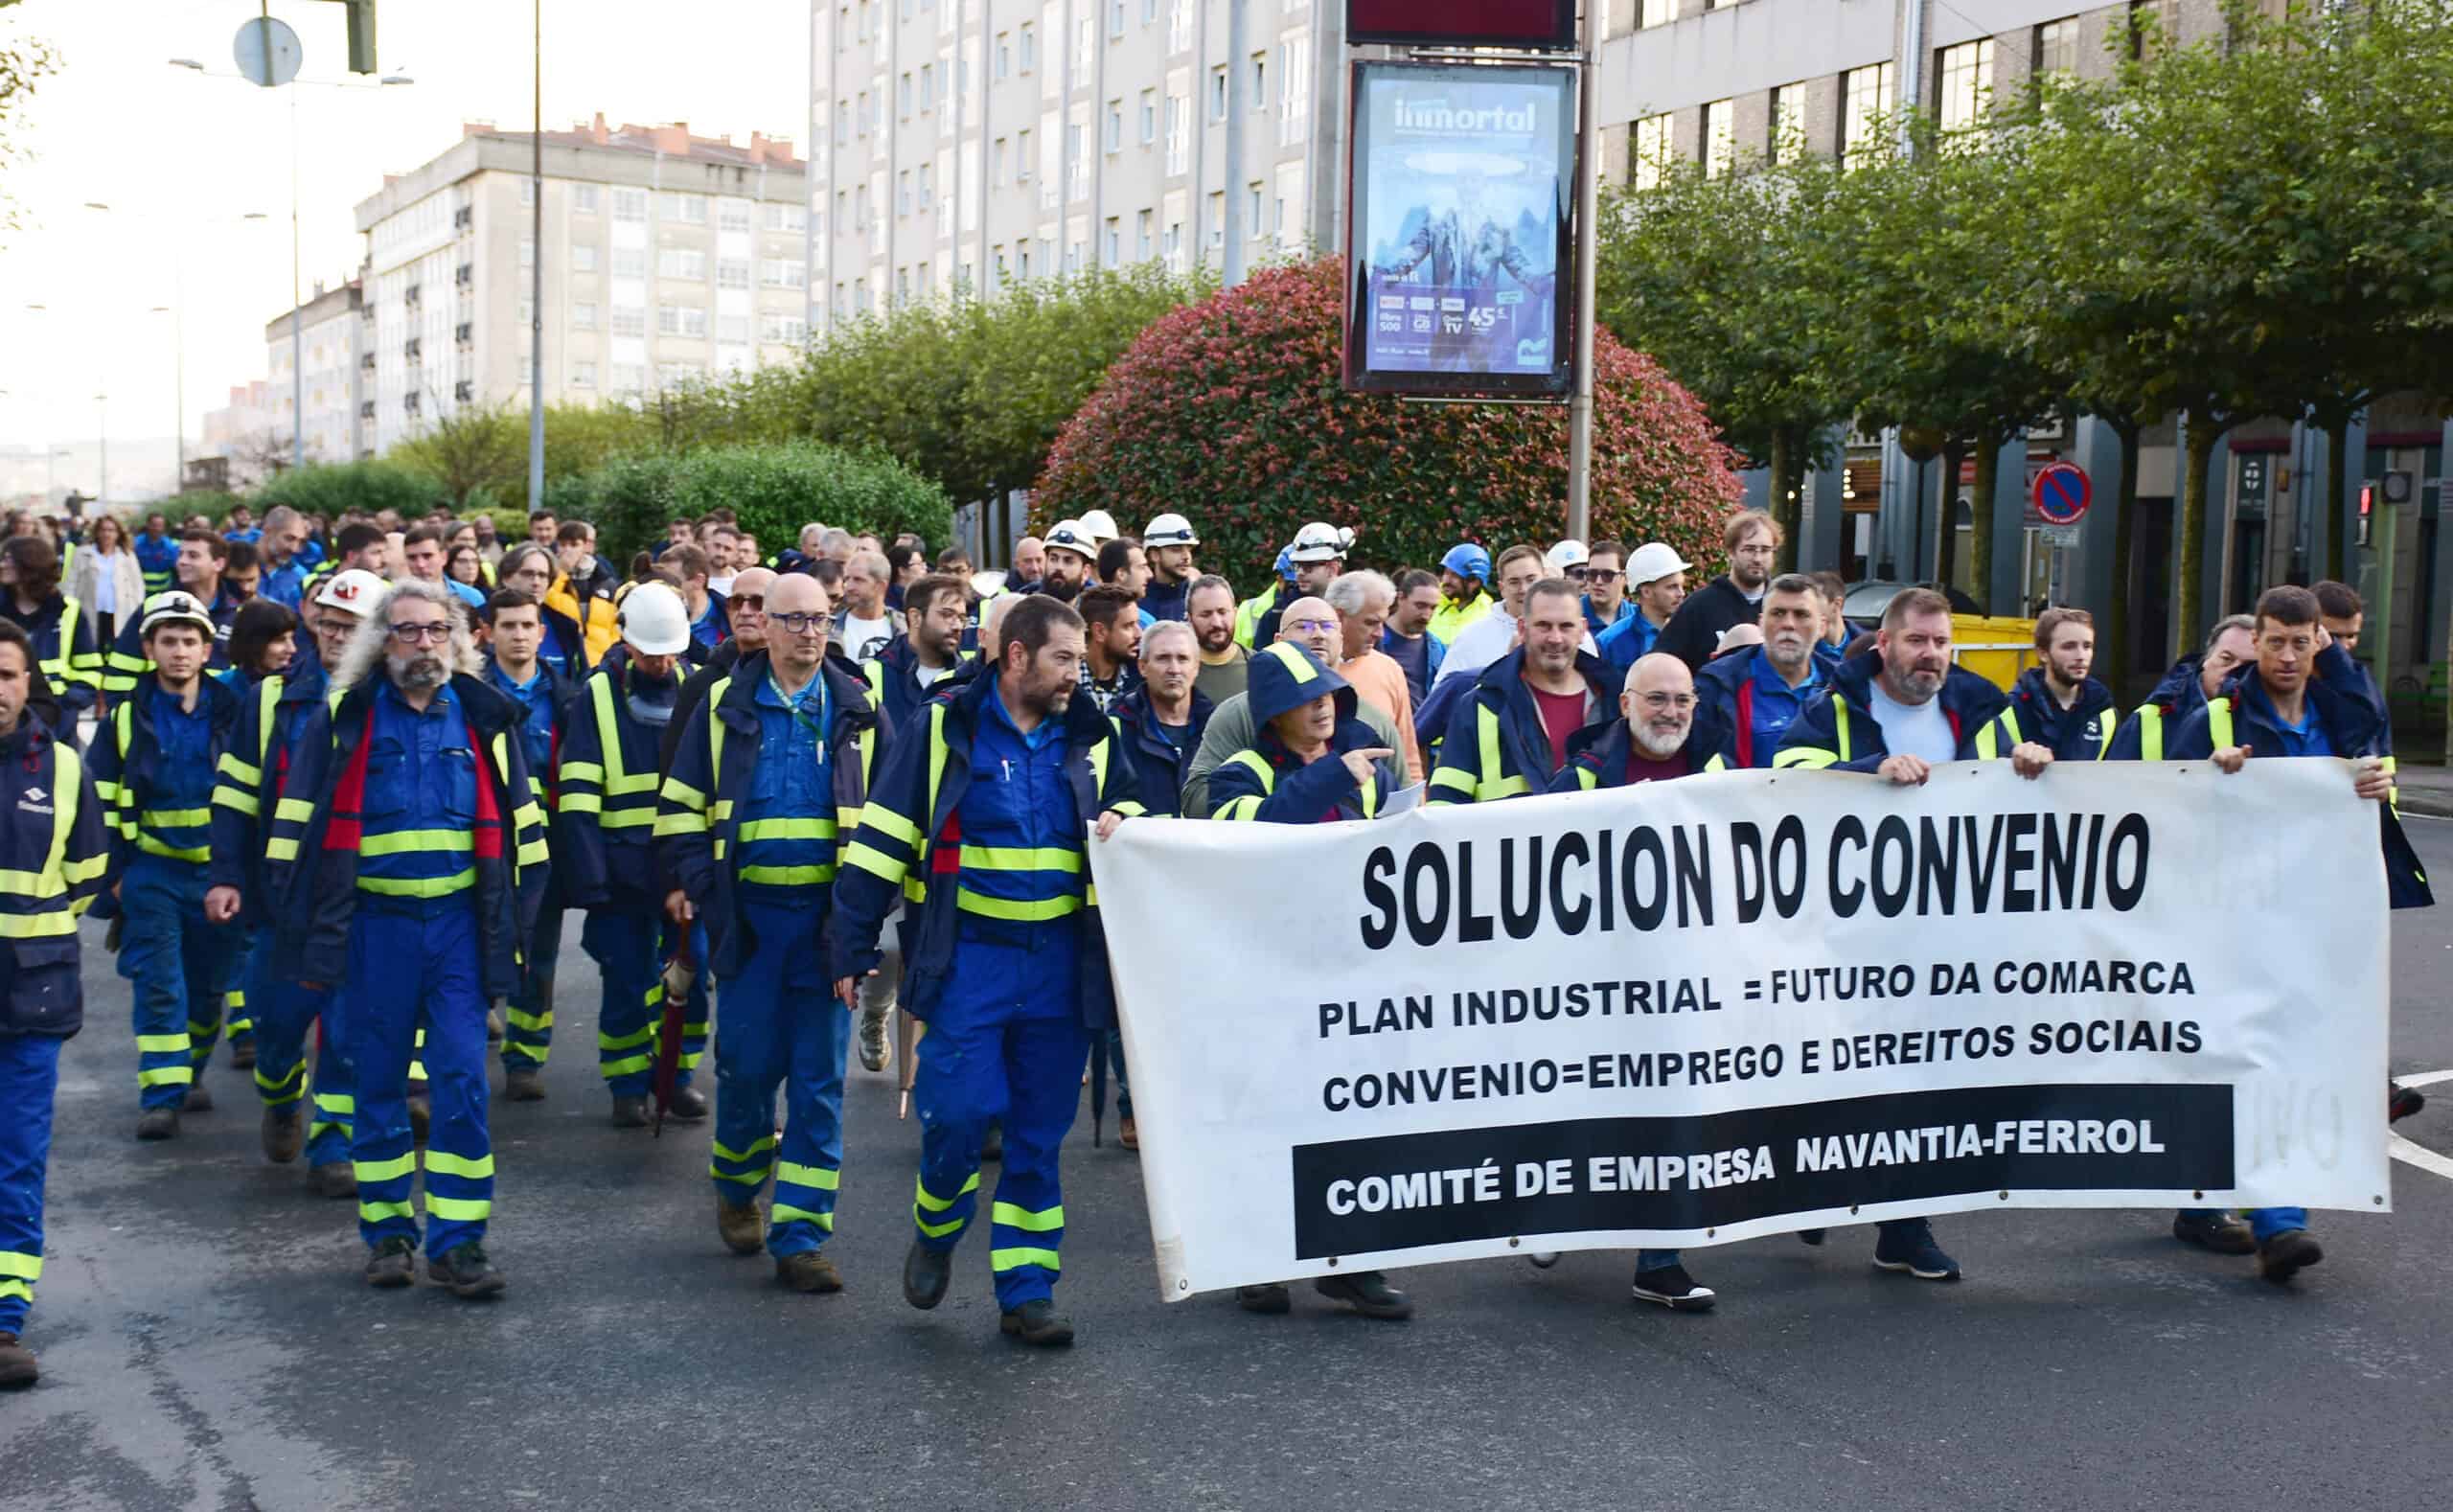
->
[1326,1256,1341,1268]
[1706,1227,1716,1238]
[1179,1279,1190,1291]
[1507,1237,1521,1249]
[1999,1191,2010,1201]
[1848,1204,1859,1215]
[2193,1190,2206,1200]
[2374,1195,2386,1206]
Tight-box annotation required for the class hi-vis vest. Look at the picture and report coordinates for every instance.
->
[654,672,876,889]
[1213,748,1382,821]
[34,593,97,699]
[1426,700,1536,804]
[562,673,660,833]
[2,741,104,939]
[1770,696,2018,767]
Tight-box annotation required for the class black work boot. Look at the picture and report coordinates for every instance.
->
[0,1331,35,1388]
[427,1241,508,1298]
[135,1106,179,1142]
[503,1065,545,1101]
[902,1241,951,1310]
[1235,1283,1291,1314]
[608,1095,650,1129]
[999,1298,1075,1346]
[667,1086,709,1121]
[181,1081,215,1113]
[1314,1270,1413,1319]
[261,1105,305,1164]
[364,1235,416,1289]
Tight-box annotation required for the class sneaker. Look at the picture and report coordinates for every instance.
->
[777,1251,843,1293]
[2172,1210,2257,1255]
[979,1121,1003,1163]
[2257,1228,2325,1284]
[364,1235,417,1288]
[228,1040,256,1071]
[2390,1082,2426,1123]
[667,1086,709,1122]
[135,1106,179,1142]
[427,1241,508,1298]
[312,1162,358,1200]
[717,1197,766,1256]
[608,1096,650,1129]
[859,1007,890,1073]
[1117,1115,1139,1153]
[1632,1263,1718,1312]
[1314,1271,1413,1320]
[261,1105,305,1164]
[1871,1221,1961,1281]
[503,1066,545,1102]
[902,1242,951,1310]
[998,1298,1075,1346]
[1236,1282,1291,1314]
[0,1331,37,1389]
[182,1081,215,1113]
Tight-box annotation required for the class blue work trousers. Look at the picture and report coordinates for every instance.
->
[581,908,703,1097]
[115,855,243,1109]
[910,932,1088,1311]
[710,899,850,1257]
[346,899,492,1257]
[243,928,353,1169]
[501,902,563,1070]
[0,1034,61,1335]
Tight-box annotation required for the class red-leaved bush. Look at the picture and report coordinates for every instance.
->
[1035,257,1744,586]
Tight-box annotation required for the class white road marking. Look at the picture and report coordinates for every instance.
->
[2396,1067,2453,1089]
[2390,1134,2453,1183]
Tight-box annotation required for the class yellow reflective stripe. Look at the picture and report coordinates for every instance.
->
[1975,719,2002,760]
[61,854,105,884]
[274,797,316,823]
[517,837,549,865]
[599,1022,656,1050]
[712,1134,777,1161]
[136,836,209,863]
[661,776,709,812]
[2208,699,2234,752]
[424,1196,492,1221]
[423,1151,495,1180]
[358,829,476,857]
[217,752,263,786]
[775,1161,840,1191]
[916,1211,966,1238]
[954,888,1081,921]
[1257,640,1322,684]
[1833,698,1853,762]
[915,1171,979,1212]
[560,760,606,785]
[770,1204,836,1229]
[990,1247,1063,1271]
[213,788,261,817]
[739,864,837,885]
[0,1251,39,1281]
[841,841,907,883]
[957,844,1081,873]
[265,836,301,861]
[1476,705,1505,799]
[0,868,60,895]
[358,1200,415,1224]
[860,803,923,849]
[990,1201,1064,1232]
[738,817,837,841]
[560,793,604,813]
[140,808,210,827]
[1223,749,1272,792]
[712,1167,768,1186]
[1215,795,1264,820]
[355,869,476,897]
[654,811,710,836]
[1428,766,1478,794]
[503,1005,551,1032]
[355,1152,417,1182]
[595,807,658,830]
[1773,746,1836,768]
[135,1033,190,1053]
[711,799,733,821]
[137,1065,194,1087]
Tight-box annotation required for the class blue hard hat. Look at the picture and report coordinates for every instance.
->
[1275,545,1296,582]
[1440,543,1492,583]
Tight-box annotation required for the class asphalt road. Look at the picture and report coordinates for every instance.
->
[11,821,2453,1512]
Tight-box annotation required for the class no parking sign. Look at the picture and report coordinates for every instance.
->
[2033,461,2091,545]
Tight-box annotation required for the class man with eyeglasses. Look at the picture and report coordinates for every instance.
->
[559,584,710,1129]
[481,586,584,1100]
[1690,573,1828,768]
[1429,578,1614,804]
[1180,597,1407,817]
[1656,513,1781,672]
[659,570,887,1294]
[262,578,549,1297]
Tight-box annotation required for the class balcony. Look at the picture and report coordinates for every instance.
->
[452,379,474,402]
[454,263,473,287]
[402,337,422,362]
[404,284,422,307]
[358,401,376,420]
[455,322,474,345]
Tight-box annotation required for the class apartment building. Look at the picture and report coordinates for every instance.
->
[265,279,371,466]
[801,0,1343,321]
[354,118,812,455]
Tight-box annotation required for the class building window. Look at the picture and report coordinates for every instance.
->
[518,239,535,268]
[1019,21,1036,70]
[1136,208,1154,260]
[574,185,600,214]
[1280,32,1309,143]
[1166,93,1189,173]
[1112,0,1127,36]
[763,312,810,343]
[612,247,649,278]
[1250,52,1267,107]
[519,178,536,207]
[763,257,809,288]
[1107,99,1124,152]
[1076,15,1093,68]
[1206,190,1226,245]
[659,192,709,224]
[1104,218,1121,265]
[898,169,912,216]
[763,202,809,232]
[1138,89,1158,144]
[1937,38,1994,128]
[1632,113,1672,190]
[921,63,936,110]
[1768,86,1800,165]
[716,259,752,290]
[919,163,935,210]
[611,307,647,337]
[571,243,599,272]
[658,247,707,281]
[996,32,1011,77]
[1209,67,1227,121]
[719,198,754,232]
[1702,99,1733,177]
[1170,0,1193,49]
[899,73,913,118]
[993,137,1009,185]
[572,361,595,388]
[1245,181,1263,235]
[1019,127,1034,179]
[2034,18,2079,80]
[574,302,598,330]
[1640,0,1671,25]
[613,188,648,222]
[1841,62,1896,166]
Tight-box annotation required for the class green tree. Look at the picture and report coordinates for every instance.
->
[254,458,446,519]
[579,442,949,562]
[0,23,58,242]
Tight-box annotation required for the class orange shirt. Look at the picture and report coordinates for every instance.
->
[1340,649,1424,786]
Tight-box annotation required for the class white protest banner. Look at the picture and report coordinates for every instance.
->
[1091,761,2392,1300]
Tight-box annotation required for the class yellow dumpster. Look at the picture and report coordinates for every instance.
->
[1950,615,2038,693]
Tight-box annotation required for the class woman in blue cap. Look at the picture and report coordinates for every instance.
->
[1208,641,1396,824]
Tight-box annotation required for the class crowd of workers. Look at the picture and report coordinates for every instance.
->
[0,494,2428,1385]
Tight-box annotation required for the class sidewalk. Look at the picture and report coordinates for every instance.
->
[2397,761,2453,819]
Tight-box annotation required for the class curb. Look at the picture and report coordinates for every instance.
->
[2400,792,2453,821]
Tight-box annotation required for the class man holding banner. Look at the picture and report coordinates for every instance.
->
[1776,586,2057,1282]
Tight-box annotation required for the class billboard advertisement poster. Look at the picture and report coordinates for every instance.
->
[1343,61,1577,400]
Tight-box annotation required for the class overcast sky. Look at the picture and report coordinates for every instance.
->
[0,0,808,466]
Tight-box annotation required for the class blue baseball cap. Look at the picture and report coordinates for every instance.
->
[1275,546,1296,583]
[1440,543,1492,583]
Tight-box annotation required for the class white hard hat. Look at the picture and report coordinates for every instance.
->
[1626,541,1696,587]
[1547,539,1589,574]
[1043,519,1098,561]
[619,582,692,655]
[137,589,216,640]
[1288,520,1351,563]
[312,568,389,618]
[1078,509,1120,544]
[1144,512,1200,549]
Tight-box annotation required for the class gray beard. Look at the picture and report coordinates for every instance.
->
[1632,722,1687,760]
[393,654,447,692]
